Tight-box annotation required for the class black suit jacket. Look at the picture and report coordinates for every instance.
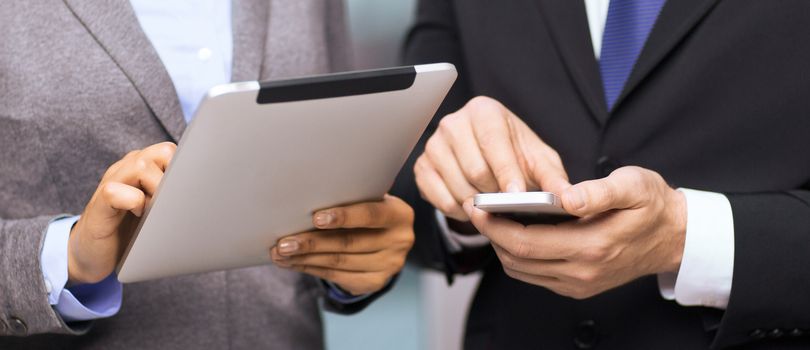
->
[392,0,810,349]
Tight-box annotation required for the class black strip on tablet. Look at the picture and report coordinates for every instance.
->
[257,66,416,104]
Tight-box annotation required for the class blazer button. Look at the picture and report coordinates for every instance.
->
[595,156,618,178]
[769,329,784,338]
[789,328,804,337]
[573,320,599,349]
[749,329,766,339]
[9,317,27,336]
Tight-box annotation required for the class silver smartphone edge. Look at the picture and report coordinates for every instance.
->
[473,192,568,216]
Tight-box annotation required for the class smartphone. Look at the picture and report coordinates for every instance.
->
[473,192,577,225]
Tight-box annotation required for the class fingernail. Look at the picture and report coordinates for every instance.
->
[278,239,300,255]
[270,249,287,260]
[506,181,522,193]
[567,188,586,210]
[462,200,474,216]
[314,211,333,228]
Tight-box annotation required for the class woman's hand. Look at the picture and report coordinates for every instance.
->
[68,142,177,285]
[270,194,415,296]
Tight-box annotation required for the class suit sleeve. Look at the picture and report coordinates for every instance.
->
[0,215,87,336]
[711,188,810,348]
[391,0,494,284]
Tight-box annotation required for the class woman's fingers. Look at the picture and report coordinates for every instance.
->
[68,142,175,285]
[271,248,404,273]
[98,182,147,218]
[107,142,175,194]
[312,195,413,230]
[137,142,176,171]
[276,228,403,256]
[285,265,391,296]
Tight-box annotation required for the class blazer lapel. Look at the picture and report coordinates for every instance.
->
[611,0,721,112]
[62,0,186,141]
[231,0,269,82]
[534,0,608,125]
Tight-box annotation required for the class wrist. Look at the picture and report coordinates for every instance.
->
[67,232,90,285]
[68,254,109,286]
[66,222,104,285]
[332,282,363,297]
[66,220,86,285]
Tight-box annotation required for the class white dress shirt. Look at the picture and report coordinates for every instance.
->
[131,0,234,122]
[439,0,735,309]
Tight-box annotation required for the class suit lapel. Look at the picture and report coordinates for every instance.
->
[62,0,186,141]
[231,0,269,82]
[611,0,721,111]
[534,0,608,124]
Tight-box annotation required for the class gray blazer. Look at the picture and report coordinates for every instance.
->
[0,0,353,349]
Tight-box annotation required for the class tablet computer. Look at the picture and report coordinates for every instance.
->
[116,63,457,283]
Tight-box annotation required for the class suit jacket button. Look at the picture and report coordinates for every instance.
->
[749,329,766,339]
[9,317,27,336]
[790,329,804,337]
[595,156,618,178]
[574,320,599,349]
[769,328,784,338]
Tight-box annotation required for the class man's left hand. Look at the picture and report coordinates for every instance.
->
[465,166,687,299]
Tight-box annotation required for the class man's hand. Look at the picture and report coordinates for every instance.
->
[465,166,687,299]
[270,195,415,296]
[414,96,570,222]
[68,142,177,285]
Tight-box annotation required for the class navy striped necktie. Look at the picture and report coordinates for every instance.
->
[599,0,667,110]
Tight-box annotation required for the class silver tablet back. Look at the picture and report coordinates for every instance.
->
[117,63,456,283]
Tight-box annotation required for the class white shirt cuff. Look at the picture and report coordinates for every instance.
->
[41,215,80,305]
[55,274,123,322]
[657,271,677,300]
[435,209,490,253]
[41,215,123,321]
[657,188,735,309]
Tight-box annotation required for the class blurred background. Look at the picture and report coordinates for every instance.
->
[319,2,483,350]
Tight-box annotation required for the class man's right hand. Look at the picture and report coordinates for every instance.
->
[67,142,177,285]
[414,96,570,222]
